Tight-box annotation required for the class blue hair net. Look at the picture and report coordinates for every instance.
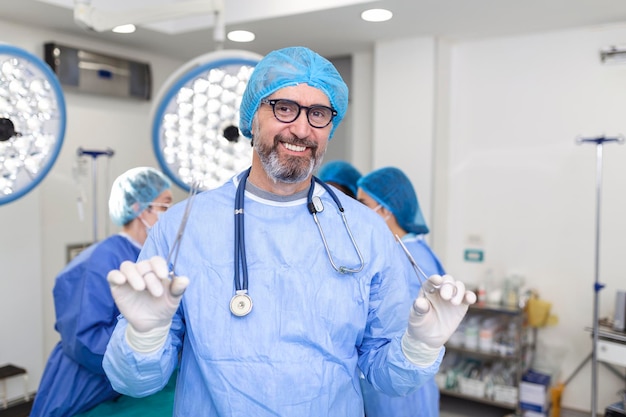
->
[108,167,171,226]
[317,160,362,197]
[239,46,349,140]
[357,167,429,235]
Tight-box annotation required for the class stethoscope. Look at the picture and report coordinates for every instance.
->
[229,168,365,317]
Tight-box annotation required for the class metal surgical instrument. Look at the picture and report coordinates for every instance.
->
[394,234,457,297]
[167,182,200,278]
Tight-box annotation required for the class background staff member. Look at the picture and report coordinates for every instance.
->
[357,166,446,417]
[31,167,172,417]
[317,159,362,199]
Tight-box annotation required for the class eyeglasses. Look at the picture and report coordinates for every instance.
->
[261,98,337,128]
[148,202,172,211]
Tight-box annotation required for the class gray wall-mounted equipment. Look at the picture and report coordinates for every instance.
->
[44,42,151,100]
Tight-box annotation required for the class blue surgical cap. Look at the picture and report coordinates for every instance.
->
[108,167,171,226]
[357,167,429,235]
[318,160,362,197]
[239,46,349,140]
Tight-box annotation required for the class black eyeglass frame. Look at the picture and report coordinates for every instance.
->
[260,98,337,128]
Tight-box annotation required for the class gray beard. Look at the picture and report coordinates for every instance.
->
[254,135,324,184]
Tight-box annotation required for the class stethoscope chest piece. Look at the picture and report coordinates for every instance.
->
[311,195,324,213]
[230,290,253,317]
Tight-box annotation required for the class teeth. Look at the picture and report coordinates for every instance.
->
[284,143,306,152]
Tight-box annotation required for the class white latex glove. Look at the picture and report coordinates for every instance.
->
[107,256,189,353]
[401,274,476,366]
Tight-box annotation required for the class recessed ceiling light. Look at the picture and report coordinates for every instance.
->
[112,24,136,34]
[361,8,393,23]
[227,30,255,43]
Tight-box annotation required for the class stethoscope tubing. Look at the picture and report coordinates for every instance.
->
[233,168,365,297]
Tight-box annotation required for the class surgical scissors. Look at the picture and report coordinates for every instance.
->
[394,234,457,297]
[167,182,200,278]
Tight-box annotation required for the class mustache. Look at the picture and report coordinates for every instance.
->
[274,134,318,150]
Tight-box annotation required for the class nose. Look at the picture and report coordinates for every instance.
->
[288,109,313,137]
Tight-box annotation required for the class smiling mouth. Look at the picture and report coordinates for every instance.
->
[283,142,307,152]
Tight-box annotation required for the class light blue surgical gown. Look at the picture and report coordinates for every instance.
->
[104,173,443,417]
[361,234,446,417]
[31,235,140,417]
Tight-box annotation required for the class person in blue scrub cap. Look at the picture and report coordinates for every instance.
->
[317,160,362,199]
[103,46,476,417]
[30,167,173,417]
[357,166,446,417]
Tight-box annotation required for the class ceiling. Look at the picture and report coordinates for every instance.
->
[3,0,626,61]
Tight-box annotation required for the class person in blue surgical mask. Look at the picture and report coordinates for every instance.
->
[103,46,476,417]
[30,167,173,417]
[317,160,362,199]
[357,166,446,417]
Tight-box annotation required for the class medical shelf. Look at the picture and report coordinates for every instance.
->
[438,302,535,414]
[444,345,518,362]
[440,386,518,410]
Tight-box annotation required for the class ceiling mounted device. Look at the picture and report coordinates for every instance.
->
[151,49,263,191]
[0,43,67,205]
[72,0,263,191]
[73,0,224,34]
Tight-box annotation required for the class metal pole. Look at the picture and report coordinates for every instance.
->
[591,142,603,417]
[77,147,115,242]
[91,156,98,241]
[577,135,623,417]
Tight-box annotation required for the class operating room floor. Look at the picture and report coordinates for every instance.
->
[0,397,593,417]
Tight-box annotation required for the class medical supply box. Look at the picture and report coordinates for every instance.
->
[519,369,551,413]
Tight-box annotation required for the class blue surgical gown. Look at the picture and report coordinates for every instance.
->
[30,235,140,417]
[361,234,446,417]
[104,173,443,417]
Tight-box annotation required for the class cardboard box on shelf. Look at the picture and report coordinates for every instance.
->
[519,369,551,413]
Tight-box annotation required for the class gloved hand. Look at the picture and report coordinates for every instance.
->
[107,256,189,353]
[401,274,476,366]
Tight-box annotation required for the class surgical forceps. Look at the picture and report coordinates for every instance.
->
[394,234,458,298]
[167,182,200,278]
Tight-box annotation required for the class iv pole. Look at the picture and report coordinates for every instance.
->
[576,135,624,417]
[77,147,115,242]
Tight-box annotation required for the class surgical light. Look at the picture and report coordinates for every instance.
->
[0,44,66,205]
[152,49,262,191]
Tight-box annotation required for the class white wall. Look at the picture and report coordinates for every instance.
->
[372,38,436,234]
[0,19,187,401]
[446,25,626,413]
[0,190,43,403]
[368,25,626,414]
[348,51,373,174]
